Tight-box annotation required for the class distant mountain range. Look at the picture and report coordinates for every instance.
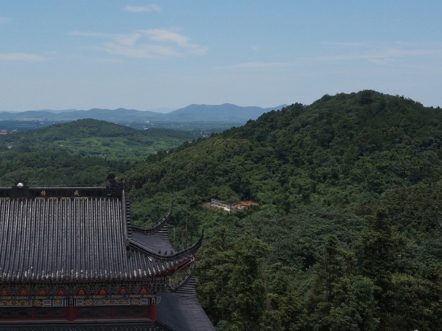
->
[0,104,286,124]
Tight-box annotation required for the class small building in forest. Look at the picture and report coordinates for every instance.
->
[205,198,258,212]
[0,174,215,330]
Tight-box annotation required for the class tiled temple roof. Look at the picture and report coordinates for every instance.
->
[0,177,215,331]
[157,276,216,331]
[0,183,198,283]
[131,206,174,254]
[130,205,204,263]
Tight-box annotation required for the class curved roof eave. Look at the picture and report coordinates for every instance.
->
[132,204,173,235]
[129,229,204,262]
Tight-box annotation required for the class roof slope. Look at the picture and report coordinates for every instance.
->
[131,208,174,254]
[157,277,216,331]
[0,196,183,282]
[0,179,215,330]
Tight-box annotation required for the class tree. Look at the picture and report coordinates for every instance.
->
[356,210,405,329]
[198,230,270,330]
[222,234,270,330]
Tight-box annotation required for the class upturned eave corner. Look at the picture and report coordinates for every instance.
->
[128,229,204,262]
[132,203,173,235]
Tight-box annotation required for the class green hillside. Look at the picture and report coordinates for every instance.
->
[1,91,442,330]
[122,90,442,330]
[0,118,197,160]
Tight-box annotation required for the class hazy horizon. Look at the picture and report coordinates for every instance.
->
[1,1,441,111]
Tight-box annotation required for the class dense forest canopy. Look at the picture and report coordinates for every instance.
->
[2,90,442,330]
[0,119,197,184]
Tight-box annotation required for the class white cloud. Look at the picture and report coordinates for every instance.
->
[99,29,207,58]
[222,43,442,71]
[142,29,207,55]
[125,5,161,13]
[0,53,44,62]
[102,41,178,58]
[69,31,110,38]
[71,27,207,59]
[222,61,294,69]
[114,33,141,47]
[142,29,189,46]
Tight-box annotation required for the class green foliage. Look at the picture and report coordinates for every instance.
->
[327,276,380,331]
[120,91,442,330]
[3,91,442,330]
[198,230,270,330]
[0,119,196,161]
[0,150,124,185]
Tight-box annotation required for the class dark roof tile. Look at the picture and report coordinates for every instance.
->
[157,290,216,331]
[0,197,170,282]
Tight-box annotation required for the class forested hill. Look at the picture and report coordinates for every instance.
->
[123,90,442,330]
[0,119,196,162]
[127,90,442,207]
[1,91,441,329]
[1,118,197,140]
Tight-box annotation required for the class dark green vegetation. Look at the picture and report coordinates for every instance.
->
[3,91,442,330]
[0,118,196,162]
[123,91,442,331]
[0,119,197,185]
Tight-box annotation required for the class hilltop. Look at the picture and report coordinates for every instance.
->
[0,118,196,161]
[122,90,442,330]
[126,90,442,207]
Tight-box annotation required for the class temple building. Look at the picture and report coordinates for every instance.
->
[0,174,215,330]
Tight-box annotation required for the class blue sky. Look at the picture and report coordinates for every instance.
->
[1,1,441,112]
